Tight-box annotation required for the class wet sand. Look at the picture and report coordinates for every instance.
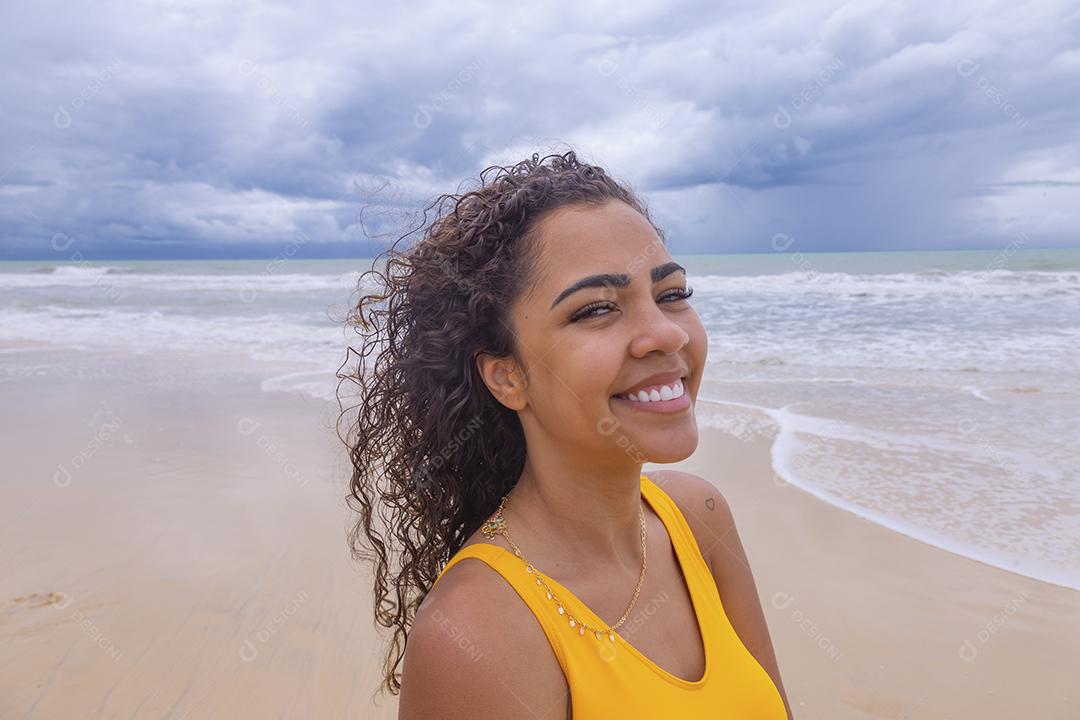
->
[1,347,1076,718]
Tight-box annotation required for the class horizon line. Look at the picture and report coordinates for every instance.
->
[2,244,1077,263]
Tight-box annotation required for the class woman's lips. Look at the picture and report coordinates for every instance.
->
[611,377,691,414]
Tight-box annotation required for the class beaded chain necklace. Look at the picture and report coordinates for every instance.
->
[481,492,648,642]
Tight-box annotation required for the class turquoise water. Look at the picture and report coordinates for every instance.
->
[3,245,1077,276]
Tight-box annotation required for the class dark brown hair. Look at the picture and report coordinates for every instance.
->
[336,148,665,697]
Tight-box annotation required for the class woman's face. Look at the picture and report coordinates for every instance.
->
[489,198,708,467]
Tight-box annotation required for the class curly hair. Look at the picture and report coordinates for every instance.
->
[336,148,667,698]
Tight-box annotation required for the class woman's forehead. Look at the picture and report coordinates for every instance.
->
[534,199,652,240]
[530,202,668,279]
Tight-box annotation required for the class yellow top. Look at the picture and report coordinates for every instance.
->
[430,474,788,719]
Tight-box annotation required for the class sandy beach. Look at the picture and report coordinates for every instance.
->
[1,346,1077,719]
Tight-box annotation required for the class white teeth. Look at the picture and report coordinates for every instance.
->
[623,380,684,402]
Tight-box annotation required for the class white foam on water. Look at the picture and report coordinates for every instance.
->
[260,368,342,402]
[0,305,349,367]
[0,266,366,293]
[5,266,1079,299]
[961,385,995,402]
[689,269,1080,299]
[697,395,1080,591]
[47,265,136,277]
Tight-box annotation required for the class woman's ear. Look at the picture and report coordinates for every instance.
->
[475,351,528,410]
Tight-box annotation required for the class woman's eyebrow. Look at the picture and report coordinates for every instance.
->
[549,261,685,310]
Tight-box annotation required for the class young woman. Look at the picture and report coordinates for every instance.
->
[340,150,792,719]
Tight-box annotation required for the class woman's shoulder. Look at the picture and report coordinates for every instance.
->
[635,472,738,587]
[400,547,569,719]
[643,469,736,566]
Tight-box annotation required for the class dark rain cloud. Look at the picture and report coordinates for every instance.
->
[1,0,1078,259]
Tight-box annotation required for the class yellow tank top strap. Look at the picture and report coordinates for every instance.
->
[639,473,713,581]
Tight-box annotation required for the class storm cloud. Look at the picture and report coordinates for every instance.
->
[1,0,1077,259]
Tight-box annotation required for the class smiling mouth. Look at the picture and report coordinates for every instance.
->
[612,375,689,403]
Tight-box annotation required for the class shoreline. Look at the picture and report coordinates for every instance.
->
[694,389,1080,594]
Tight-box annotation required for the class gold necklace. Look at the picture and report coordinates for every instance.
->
[481,492,648,642]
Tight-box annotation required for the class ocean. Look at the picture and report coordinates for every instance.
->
[1,247,1077,591]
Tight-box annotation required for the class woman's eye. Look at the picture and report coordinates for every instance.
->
[570,302,615,322]
[661,286,694,303]
[570,287,693,322]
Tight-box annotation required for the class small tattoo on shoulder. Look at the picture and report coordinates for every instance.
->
[705,497,715,511]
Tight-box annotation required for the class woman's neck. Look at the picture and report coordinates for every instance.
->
[503,462,647,574]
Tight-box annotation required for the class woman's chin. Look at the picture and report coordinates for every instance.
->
[633,425,700,465]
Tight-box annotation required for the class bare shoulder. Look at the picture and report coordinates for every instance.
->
[644,468,735,560]
[398,554,570,720]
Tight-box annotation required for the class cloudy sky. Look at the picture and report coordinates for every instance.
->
[2,0,1078,260]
